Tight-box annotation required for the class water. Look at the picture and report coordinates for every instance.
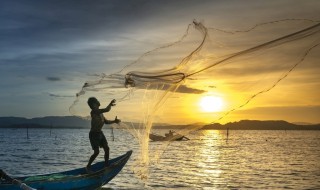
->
[1,128,320,189]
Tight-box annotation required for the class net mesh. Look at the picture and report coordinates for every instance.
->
[69,19,320,180]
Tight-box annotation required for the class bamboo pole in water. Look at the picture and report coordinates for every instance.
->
[27,126,29,139]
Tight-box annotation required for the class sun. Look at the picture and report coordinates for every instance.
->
[199,96,224,112]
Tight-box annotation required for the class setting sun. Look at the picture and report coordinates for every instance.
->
[199,96,224,112]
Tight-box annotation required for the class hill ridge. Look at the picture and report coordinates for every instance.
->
[0,117,319,130]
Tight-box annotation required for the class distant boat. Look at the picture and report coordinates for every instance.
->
[149,132,189,141]
[0,150,132,190]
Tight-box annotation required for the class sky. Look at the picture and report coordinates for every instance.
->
[0,0,319,124]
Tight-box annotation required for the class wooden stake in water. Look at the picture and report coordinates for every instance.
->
[50,123,52,137]
[226,128,229,142]
[111,127,115,141]
[27,126,29,139]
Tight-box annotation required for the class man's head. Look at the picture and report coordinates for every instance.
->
[87,97,100,109]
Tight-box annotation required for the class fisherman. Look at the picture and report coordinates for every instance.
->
[86,97,121,173]
[165,130,174,137]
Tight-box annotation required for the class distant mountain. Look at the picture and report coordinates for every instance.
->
[0,116,90,128]
[292,122,315,125]
[202,120,320,130]
[1,117,319,130]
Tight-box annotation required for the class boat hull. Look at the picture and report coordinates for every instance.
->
[149,133,185,141]
[0,150,132,190]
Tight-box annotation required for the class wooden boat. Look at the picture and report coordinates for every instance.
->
[149,133,188,141]
[0,150,132,190]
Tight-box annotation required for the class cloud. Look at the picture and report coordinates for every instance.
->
[48,93,74,98]
[140,84,206,94]
[46,77,61,81]
[176,84,206,94]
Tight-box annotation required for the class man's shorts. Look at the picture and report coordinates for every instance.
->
[89,131,108,150]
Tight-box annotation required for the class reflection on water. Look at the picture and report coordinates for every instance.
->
[196,130,223,187]
[0,128,320,189]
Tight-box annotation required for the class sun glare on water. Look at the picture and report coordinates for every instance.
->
[199,96,224,112]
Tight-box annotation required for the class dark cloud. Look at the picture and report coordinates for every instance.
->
[0,0,172,41]
[0,0,222,55]
[141,84,206,94]
[83,82,206,94]
[0,0,145,58]
[176,85,206,94]
[46,77,61,81]
[48,93,73,98]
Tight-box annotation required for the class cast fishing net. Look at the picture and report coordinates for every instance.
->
[69,19,320,180]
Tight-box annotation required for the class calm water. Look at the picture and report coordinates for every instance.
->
[0,128,319,189]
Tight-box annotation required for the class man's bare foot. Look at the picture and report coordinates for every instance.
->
[85,166,93,174]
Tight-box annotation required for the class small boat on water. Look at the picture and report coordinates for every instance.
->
[0,150,132,190]
[149,131,189,141]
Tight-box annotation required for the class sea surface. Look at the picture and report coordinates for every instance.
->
[0,128,319,189]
